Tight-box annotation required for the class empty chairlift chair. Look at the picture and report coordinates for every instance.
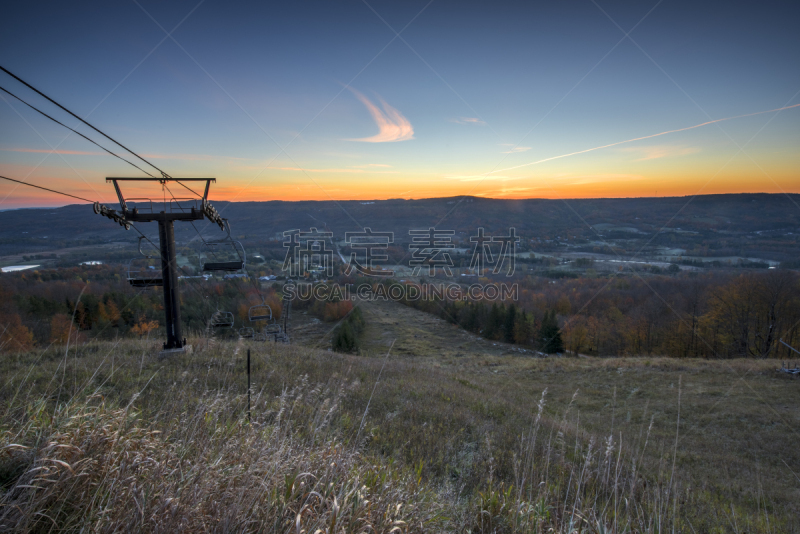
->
[265,323,282,335]
[209,310,234,329]
[128,237,163,288]
[265,323,284,342]
[250,301,277,341]
[202,220,246,273]
[238,327,255,338]
[249,301,272,323]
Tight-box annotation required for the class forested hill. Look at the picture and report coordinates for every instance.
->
[0,193,798,255]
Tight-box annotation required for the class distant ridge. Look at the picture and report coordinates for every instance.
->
[0,193,797,258]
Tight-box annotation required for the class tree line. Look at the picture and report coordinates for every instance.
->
[0,265,285,350]
[1,265,797,359]
[395,270,800,358]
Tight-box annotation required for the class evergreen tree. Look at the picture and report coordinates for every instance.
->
[514,310,532,345]
[331,307,364,353]
[503,303,517,343]
[539,310,564,353]
[459,302,476,332]
[485,303,505,340]
[473,302,487,333]
[332,322,355,352]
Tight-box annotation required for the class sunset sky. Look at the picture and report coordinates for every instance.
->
[0,0,798,207]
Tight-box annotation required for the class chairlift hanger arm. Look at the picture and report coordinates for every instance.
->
[137,235,159,257]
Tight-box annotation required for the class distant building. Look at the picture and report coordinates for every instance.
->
[224,273,249,280]
[259,275,277,281]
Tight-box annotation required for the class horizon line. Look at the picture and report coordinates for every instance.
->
[4,190,798,211]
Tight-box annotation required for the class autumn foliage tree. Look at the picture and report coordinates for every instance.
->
[324,300,354,322]
[396,270,800,359]
[0,313,35,352]
[50,313,73,344]
[703,271,799,358]
[131,318,159,338]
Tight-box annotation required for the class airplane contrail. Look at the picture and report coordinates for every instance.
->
[487,102,800,175]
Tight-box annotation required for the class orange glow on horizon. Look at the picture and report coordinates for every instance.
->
[1,177,797,208]
[2,154,798,208]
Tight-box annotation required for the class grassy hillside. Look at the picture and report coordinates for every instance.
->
[1,328,798,531]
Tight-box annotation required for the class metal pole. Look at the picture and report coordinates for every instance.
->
[780,339,800,356]
[247,348,251,423]
[158,216,183,349]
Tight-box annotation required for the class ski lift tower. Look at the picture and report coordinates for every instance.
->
[105,177,226,353]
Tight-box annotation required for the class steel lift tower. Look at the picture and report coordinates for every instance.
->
[104,177,225,353]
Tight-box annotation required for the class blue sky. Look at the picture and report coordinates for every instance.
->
[0,0,798,206]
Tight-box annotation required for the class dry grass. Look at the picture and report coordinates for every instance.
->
[1,363,444,532]
[1,335,798,532]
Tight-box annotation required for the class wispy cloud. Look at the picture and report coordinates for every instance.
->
[347,88,414,143]
[451,117,485,125]
[618,144,699,161]
[351,163,392,168]
[499,144,531,154]
[487,102,800,176]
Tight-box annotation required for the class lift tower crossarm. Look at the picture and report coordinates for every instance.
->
[106,177,214,221]
[106,177,222,351]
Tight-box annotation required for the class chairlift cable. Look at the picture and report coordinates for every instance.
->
[0,174,224,338]
[174,179,203,198]
[0,85,157,178]
[0,174,164,276]
[1,67,275,340]
[0,65,171,179]
[0,174,96,203]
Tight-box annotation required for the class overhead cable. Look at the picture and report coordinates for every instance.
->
[0,174,95,203]
[0,64,172,179]
[0,85,156,177]
[0,174,130,229]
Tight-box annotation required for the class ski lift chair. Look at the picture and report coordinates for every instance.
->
[238,327,255,338]
[265,323,282,335]
[202,220,246,272]
[249,301,272,323]
[209,310,235,329]
[128,236,162,288]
